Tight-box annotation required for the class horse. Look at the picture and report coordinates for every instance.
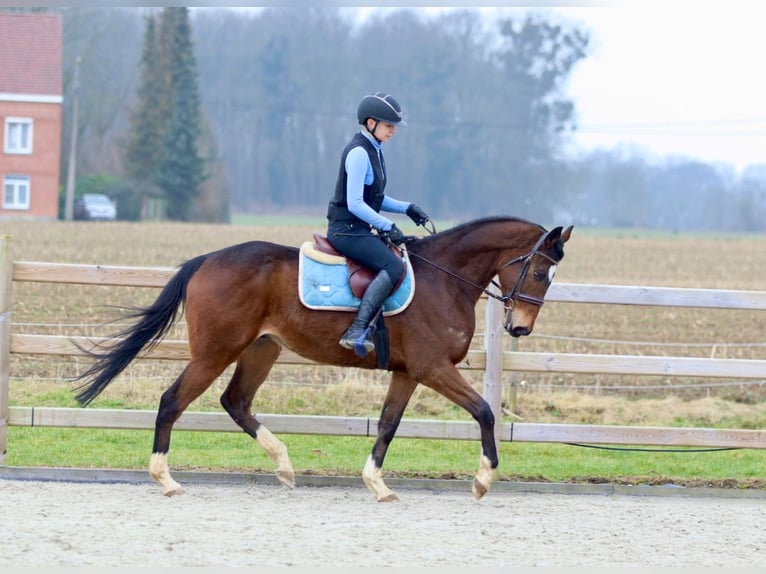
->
[74,216,573,502]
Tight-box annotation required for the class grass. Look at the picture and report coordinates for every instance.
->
[7,427,764,488]
[2,218,766,488]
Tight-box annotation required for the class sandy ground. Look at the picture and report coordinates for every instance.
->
[0,477,764,567]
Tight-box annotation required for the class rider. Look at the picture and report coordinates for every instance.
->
[326,92,430,354]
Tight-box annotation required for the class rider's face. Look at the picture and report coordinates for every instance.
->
[367,119,397,142]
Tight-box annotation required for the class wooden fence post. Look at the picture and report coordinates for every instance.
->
[482,280,504,441]
[506,337,519,414]
[0,235,12,464]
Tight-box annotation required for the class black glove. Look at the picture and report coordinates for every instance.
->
[380,224,412,246]
[406,203,430,226]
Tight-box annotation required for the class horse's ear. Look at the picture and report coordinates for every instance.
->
[544,226,563,245]
[543,225,573,250]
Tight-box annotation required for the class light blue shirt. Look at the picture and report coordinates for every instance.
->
[345,129,410,231]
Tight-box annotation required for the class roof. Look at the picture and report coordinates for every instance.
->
[0,12,62,96]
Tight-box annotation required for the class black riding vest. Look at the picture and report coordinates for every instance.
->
[326,132,386,227]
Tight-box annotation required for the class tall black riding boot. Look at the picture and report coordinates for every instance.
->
[339,270,394,354]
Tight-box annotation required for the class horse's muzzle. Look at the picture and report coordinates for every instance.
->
[507,324,531,338]
[503,308,531,337]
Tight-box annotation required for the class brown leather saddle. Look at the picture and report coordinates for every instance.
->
[311,232,407,299]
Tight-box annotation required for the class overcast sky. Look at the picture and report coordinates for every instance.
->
[554,3,766,171]
[353,3,766,172]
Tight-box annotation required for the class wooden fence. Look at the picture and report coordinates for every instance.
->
[2,234,766,465]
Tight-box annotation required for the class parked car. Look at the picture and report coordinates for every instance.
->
[74,193,117,221]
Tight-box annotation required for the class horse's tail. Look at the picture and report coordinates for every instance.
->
[74,254,208,406]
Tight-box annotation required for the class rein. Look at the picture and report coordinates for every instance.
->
[406,249,507,303]
[405,228,558,308]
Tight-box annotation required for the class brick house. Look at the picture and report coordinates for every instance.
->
[0,12,62,220]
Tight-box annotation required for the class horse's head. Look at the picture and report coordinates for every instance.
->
[496,225,573,337]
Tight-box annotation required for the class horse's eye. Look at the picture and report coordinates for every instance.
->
[534,265,557,282]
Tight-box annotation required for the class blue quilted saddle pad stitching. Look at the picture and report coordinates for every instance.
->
[298,241,415,315]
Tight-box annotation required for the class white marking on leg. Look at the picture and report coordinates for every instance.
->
[256,426,295,489]
[472,454,494,500]
[149,452,183,496]
[362,455,399,502]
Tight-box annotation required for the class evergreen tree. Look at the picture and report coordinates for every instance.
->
[124,14,166,182]
[154,7,205,221]
[123,7,207,221]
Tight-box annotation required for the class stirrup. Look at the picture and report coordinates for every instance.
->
[339,327,375,357]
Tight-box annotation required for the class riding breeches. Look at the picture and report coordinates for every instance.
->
[326,221,405,286]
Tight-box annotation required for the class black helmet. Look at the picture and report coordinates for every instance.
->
[357,92,407,126]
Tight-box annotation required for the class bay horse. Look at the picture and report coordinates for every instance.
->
[74,216,573,502]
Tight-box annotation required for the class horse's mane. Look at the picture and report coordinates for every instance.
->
[415,215,545,246]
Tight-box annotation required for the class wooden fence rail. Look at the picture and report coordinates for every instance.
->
[2,234,766,465]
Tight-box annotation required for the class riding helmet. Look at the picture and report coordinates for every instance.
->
[357,92,407,126]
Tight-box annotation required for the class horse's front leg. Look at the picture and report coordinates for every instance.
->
[363,370,418,502]
[418,364,498,500]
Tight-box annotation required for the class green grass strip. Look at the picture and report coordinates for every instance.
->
[7,427,764,487]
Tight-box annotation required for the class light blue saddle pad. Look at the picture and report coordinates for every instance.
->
[298,241,415,315]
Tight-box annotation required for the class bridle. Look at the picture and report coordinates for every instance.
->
[494,230,559,308]
[405,229,560,311]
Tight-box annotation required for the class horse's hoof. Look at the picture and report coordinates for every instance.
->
[377,492,399,503]
[276,469,296,489]
[163,486,184,497]
[472,478,488,500]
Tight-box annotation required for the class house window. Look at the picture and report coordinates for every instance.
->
[3,174,30,209]
[4,117,33,154]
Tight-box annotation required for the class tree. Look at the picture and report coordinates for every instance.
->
[187,114,230,223]
[61,7,146,176]
[489,15,589,221]
[123,7,208,221]
[56,7,766,230]
[123,13,166,182]
[736,176,766,232]
[154,7,206,221]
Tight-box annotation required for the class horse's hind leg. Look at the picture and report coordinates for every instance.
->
[363,370,418,502]
[150,359,229,496]
[220,335,295,489]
